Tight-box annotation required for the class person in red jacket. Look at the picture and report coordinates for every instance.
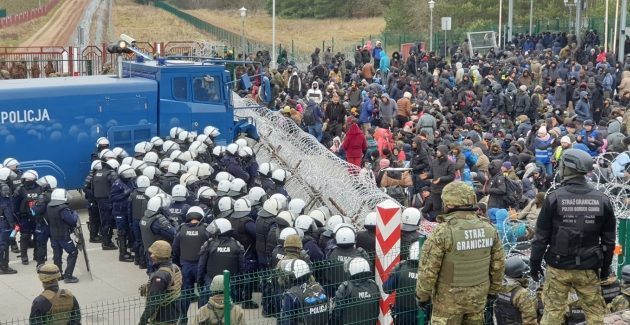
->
[342,122,368,167]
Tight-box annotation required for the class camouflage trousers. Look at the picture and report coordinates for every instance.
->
[541,266,605,325]
[430,281,489,325]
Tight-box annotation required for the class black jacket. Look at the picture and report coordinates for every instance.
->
[427,146,456,194]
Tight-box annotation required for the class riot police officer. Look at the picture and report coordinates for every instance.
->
[530,149,615,324]
[256,198,282,269]
[279,259,329,325]
[0,167,17,274]
[45,189,79,283]
[220,143,250,181]
[92,137,110,161]
[230,198,259,309]
[400,207,422,260]
[247,186,267,216]
[110,164,136,262]
[197,218,244,306]
[257,162,275,191]
[196,186,217,221]
[140,196,177,270]
[267,211,295,265]
[31,175,57,267]
[30,264,81,323]
[494,255,537,325]
[324,225,369,296]
[172,206,210,323]
[238,146,258,188]
[332,257,380,325]
[14,169,42,265]
[160,162,183,194]
[416,181,505,324]
[167,185,191,225]
[384,241,423,324]
[356,212,376,258]
[82,160,102,243]
[130,176,151,269]
[271,230,312,268]
[318,215,344,252]
[4,158,21,254]
[267,169,289,197]
[294,215,324,262]
[139,240,182,325]
[92,159,119,250]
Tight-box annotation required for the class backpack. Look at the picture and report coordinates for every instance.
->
[504,177,523,208]
[288,282,329,325]
[386,185,408,206]
[303,105,316,126]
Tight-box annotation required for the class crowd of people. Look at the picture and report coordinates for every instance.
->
[3,29,630,324]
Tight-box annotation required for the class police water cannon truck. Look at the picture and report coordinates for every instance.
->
[0,37,258,189]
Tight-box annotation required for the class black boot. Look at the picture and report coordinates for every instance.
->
[19,235,29,265]
[0,249,17,274]
[102,241,117,250]
[63,250,78,283]
[118,237,133,262]
[10,239,19,254]
[87,221,102,243]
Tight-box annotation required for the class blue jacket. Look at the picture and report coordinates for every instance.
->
[358,96,374,124]
[260,76,272,104]
[110,179,134,216]
[574,92,591,122]
[220,155,250,181]
[535,137,554,164]
[372,47,384,61]
[379,54,390,73]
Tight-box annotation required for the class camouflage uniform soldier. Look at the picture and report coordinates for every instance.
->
[530,149,615,325]
[416,181,505,324]
[494,256,538,325]
[608,265,630,313]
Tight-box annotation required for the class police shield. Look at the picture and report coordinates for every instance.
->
[72,218,93,280]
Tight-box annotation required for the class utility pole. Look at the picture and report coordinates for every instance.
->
[272,0,276,69]
[576,0,582,46]
[499,0,503,48]
[508,0,513,45]
[620,0,628,62]
[529,0,534,35]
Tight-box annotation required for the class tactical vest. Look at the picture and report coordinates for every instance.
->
[231,217,255,251]
[551,187,605,269]
[131,191,148,221]
[493,288,522,325]
[393,261,419,310]
[602,280,622,304]
[10,175,22,192]
[287,282,329,325]
[46,204,72,240]
[340,280,380,325]
[355,230,375,256]
[92,170,111,199]
[255,216,275,264]
[178,223,209,262]
[41,289,74,325]
[566,305,585,325]
[204,237,240,281]
[401,231,420,260]
[20,185,42,214]
[140,213,166,252]
[147,264,182,315]
[167,202,187,225]
[438,214,494,287]
[326,247,362,287]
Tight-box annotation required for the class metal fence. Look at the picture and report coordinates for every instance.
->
[0,0,60,28]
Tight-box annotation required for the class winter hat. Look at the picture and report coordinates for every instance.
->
[379,159,391,169]
[517,115,529,123]
[519,85,527,92]
[403,92,412,99]
[502,162,513,170]
[560,136,571,145]
[537,125,548,136]
[583,119,594,126]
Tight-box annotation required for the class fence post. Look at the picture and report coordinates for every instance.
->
[417,235,427,325]
[375,199,401,325]
[291,40,295,62]
[223,270,231,325]
[618,218,628,277]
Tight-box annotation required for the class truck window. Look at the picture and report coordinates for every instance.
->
[193,75,221,103]
[173,77,187,101]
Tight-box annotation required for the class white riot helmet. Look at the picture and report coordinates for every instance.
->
[197,186,217,201]
[228,178,247,197]
[143,152,160,166]
[49,188,68,206]
[136,175,150,189]
[235,138,248,148]
[178,131,193,143]
[105,159,120,170]
[215,171,234,183]
[112,147,129,159]
[269,193,288,210]
[326,215,344,232]
[294,215,314,232]
[173,150,194,163]
[150,136,164,148]
[258,162,272,177]
[401,207,421,231]
[145,186,162,199]
[232,198,252,218]
[131,159,147,172]
[226,143,239,156]
[207,218,232,235]
[147,196,164,212]
[364,212,377,228]
[134,141,152,155]
[276,211,295,227]
[217,197,235,218]
[247,187,267,206]
[308,209,326,227]
[318,206,331,220]
[142,166,160,181]
[196,134,213,146]
[188,141,208,155]
[90,160,103,171]
[96,137,110,148]
[169,127,185,139]
[283,259,311,280]
[288,198,306,215]
[162,140,180,153]
[121,157,135,167]
[279,227,303,242]
[0,168,10,181]
[171,185,187,202]
[99,149,116,161]
[184,160,201,171]
[155,193,171,209]
[260,198,282,217]
[335,226,356,245]
[193,163,213,179]
[216,180,232,196]
[271,169,287,184]
[212,146,225,158]
[186,206,205,222]
[22,170,39,181]
[117,164,136,179]
[346,257,371,277]
[180,173,199,187]
[204,126,221,138]
[167,162,184,175]
[2,158,18,170]
[159,158,172,171]
[37,176,58,190]
[409,241,421,261]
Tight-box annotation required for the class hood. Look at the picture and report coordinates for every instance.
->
[471,147,484,157]
[579,91,588,99]
[455,62,463,70]
[381,93,390,100]
[436,145,449,156]
[346,123,363,136]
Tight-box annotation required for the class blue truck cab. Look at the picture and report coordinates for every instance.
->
[0,59,255,189]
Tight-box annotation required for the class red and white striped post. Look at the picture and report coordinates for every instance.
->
[375,199,402,325]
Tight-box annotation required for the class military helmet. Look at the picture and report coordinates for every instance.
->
[505,255,530,278]
[37,264,62,283]
[210,274,225,293]
[561,149,593,174]
[284,234,303,249]
[441,181,477,207]
[149,240,172,259]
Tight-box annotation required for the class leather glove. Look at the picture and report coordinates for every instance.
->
[529,259,543,282]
